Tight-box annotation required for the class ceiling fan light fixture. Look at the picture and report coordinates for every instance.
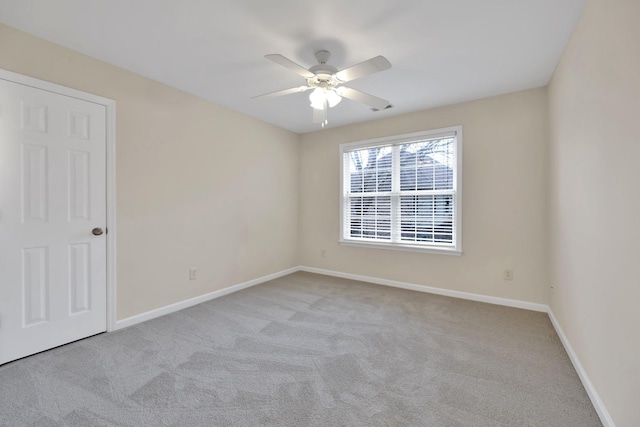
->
[309,87,326,110]
[326,89,342,108]
[309,87,342,110]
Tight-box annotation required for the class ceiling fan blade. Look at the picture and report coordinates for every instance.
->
[265,54,315,79]
[335,56,391,83]
[252,86,310,100]
[337,87,392,111]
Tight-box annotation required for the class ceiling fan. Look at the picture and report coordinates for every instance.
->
[253,50,392,127]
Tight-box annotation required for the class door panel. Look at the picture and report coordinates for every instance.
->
[0,78,107,365]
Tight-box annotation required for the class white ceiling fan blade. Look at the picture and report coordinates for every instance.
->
[265,54,315,79]
[252,86,310,100]
[337,87,392,111]
[335,56,391,83]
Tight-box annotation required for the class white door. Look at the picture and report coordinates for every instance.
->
[0,77,107,365]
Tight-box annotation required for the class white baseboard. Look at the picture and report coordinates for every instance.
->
[547,309,615,427]
[299,266,548,312]
[113,267,300,330]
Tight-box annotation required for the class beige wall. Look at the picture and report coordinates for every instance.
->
[548,0,640,425]
[299,88,550,304]
[0,24,300,320]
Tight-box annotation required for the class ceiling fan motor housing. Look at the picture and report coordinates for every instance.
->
[307,50,340,88]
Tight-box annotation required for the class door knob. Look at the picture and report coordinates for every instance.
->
[92,227,104,236]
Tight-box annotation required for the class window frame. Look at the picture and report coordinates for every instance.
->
[339,126,463,256]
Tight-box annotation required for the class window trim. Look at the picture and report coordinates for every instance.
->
[339,126,463,255]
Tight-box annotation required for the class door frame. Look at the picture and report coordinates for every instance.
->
[0,68,118,332]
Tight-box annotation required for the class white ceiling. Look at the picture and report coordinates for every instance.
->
[0,0,585,134]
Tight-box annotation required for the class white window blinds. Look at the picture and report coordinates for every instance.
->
[341,127,461,254]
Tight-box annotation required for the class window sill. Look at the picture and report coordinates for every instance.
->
[339,239,462,256]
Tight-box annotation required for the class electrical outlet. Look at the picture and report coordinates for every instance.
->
[189,268,198,280]
[321,249,326,258]
[503,269,513,281]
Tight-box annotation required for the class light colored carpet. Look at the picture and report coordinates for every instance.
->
[0,271,601,426]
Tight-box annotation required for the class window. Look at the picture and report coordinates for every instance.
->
[340,126,462,255]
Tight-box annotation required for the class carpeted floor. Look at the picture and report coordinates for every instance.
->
[0,272,601,426]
